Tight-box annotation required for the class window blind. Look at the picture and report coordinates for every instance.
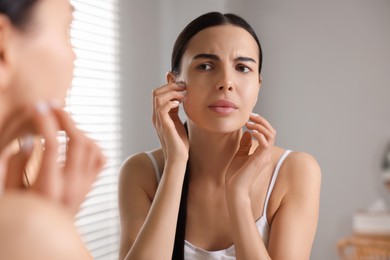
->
[68,0,121,259]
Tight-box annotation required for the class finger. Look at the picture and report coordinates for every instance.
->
[87,142,105,174]
[157,100,181,129]
[249,129,273,177]
[153,100,181,128]
[251,129,270,150]
[52,110,104,214]
[4,138,33,189]
[50,109,85,172]
[245,122,275,144]
[152,82,186,97]
[66,138,104,177]
[52,108,105,177]
[154,94,185,128]
[5,153,30,189]
[249,113,276,135]
[31,104,61,199]
[153,86,186,126]
[235,131,252,156]
[154,89,186,111]
[63,140,103,214]
[83,144,105,194]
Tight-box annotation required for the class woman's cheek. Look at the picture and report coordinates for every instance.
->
[246,83,259,107]
[182,92,200,122]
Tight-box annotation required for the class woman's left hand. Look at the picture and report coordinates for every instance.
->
[225,113,276,197]
[0,104,105,216]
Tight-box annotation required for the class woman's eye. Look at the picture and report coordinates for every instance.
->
[196,63,213,71]
[236,65,251,73]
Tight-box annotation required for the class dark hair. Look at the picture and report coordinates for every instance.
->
[171,12,263,260]
[0,0,39,28]
[171,12,263,75]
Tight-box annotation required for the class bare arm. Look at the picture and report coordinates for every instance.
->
[226,189,271,259]
[267,152,321,259]
[225,114,321,259]
[119,81,189,260]
[0,193,93,260]
[227,152,321,260]
[118,153,186,260]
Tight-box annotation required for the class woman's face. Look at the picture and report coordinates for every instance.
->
[178,25,261,134]
[7,0,75,107]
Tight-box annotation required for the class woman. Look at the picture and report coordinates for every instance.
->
[119,12,321,260]
[0,0,104,259]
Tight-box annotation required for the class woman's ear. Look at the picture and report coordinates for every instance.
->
[0,15,13,90]
[166,71,176,84]
[258,76,263,89]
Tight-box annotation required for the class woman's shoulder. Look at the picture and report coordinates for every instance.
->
[118,148,164,196]
[276,147,321,194]
[282,149,321,177]
[0,193,92,260]
[267,147,321,221]
[120,148,163,174]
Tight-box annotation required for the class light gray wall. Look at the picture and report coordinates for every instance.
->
[119,0,228,155]
[120,1,390,259]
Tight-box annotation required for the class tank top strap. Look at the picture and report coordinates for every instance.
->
[262,150,292,218]
[145,151,161,183]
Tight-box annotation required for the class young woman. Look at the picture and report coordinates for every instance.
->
[0,1,105,259]
[119,12,321,260]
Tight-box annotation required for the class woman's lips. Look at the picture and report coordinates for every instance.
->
[208,100,238,115]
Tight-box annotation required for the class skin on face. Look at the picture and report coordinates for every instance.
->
[6,0,75,108]
[176,25,261,134]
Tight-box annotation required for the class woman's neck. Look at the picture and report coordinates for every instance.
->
[187,123,242,185]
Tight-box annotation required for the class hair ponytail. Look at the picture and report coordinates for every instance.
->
[172,163,190,260]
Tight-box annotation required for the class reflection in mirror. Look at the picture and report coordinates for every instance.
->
[118,10,321,260]
[120,1,390,260]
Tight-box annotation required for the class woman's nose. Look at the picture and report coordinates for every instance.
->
[217,83,233,91]
[216,70,233,91]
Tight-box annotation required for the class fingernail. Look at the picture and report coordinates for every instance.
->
[252,129,259,134]
[176,81,186,87]
[36,102,49,114]
[251,112,259,117]
[246,121,255,125]
[172,100,180,105]
[21,135,34,154]
[179,90,187,95]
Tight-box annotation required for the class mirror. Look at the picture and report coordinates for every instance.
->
[119,1,390,260]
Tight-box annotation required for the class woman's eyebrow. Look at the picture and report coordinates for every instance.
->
[235,56,257,63]
[192,53,220,61]
[192,54,256,64]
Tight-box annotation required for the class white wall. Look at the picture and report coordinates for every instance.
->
[120,1,390,259]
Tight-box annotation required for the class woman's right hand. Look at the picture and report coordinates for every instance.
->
[0,102,105,216]
[152,82,189,162]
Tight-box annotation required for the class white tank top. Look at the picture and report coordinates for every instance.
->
[145,150,292,259]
